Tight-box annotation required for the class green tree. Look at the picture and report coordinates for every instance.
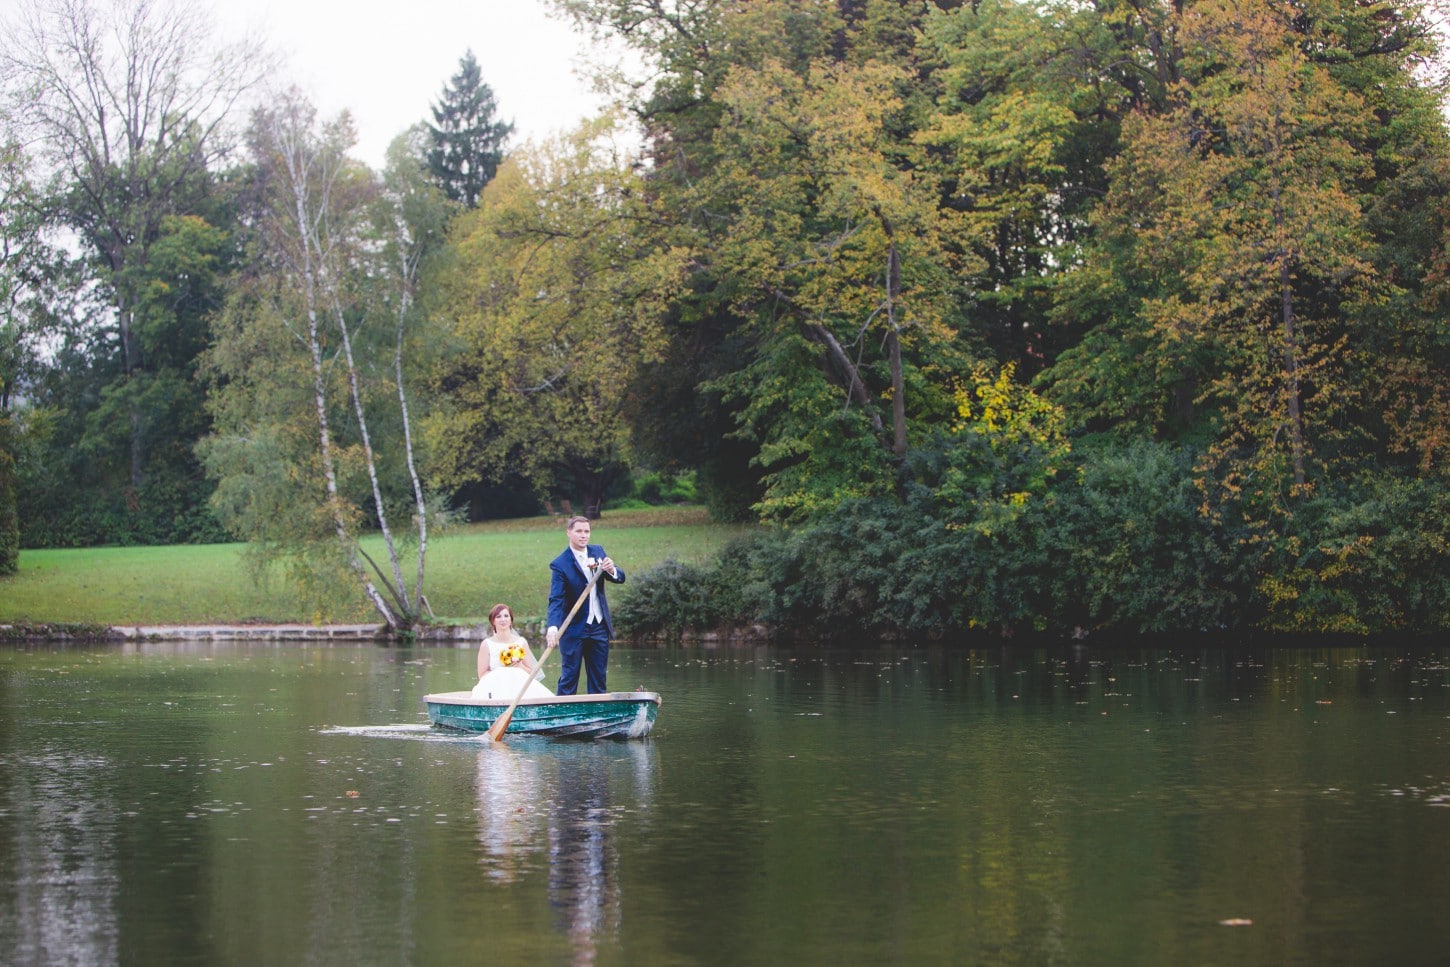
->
[81,212,231,511]
[1,129,116,547]
[427,117,687,518]
[0,0,265,543]
[920,0,1109,372]
[1040,0,1438,501]
[0,412,15,573]
[426,49,513,208]
[0,131,51,412]
[0,133,34,567]
[554,1,994,521]
[699,55,973,520]
[553,0,846,518]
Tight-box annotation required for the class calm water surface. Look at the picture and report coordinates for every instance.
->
[1,640,1448,966]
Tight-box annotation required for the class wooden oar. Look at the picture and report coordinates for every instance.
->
[487,562,607,741]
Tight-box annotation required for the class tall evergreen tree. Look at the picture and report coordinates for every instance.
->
[426,50,513,207]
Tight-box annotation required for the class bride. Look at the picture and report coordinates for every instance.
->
[472,603,554,700]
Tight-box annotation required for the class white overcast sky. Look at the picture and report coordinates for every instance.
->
[214,0,626,169]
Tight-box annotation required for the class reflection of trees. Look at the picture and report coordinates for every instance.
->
[1,750,120,965]
[474,741,655,963]
[1,646,223,966]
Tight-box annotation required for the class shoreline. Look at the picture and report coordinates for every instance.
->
[4,621,767,646]
[2,622,489,643]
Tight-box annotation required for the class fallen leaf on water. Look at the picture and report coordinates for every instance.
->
[345,790,360,798]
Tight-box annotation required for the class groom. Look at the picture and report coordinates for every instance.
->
[545,515,626,695]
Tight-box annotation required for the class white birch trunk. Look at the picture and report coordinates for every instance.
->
[274,109,399,628]
[391,243,429,610]
[328,292,411,614]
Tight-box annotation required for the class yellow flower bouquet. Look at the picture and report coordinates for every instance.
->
[499,644,527,667]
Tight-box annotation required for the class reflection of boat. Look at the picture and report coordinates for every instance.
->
[471,738,656,953]
[423,691,661,738]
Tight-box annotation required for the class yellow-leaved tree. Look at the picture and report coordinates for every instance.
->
[426,117,689,517]
[699,55,973,521]
[1054,0,1385,509]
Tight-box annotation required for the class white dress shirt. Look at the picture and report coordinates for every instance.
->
[573,549,603,623]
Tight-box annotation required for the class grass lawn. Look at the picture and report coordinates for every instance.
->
[0,506,752,629]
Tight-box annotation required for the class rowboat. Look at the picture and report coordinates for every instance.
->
[423,690,661,739]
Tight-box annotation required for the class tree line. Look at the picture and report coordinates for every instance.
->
[2,0,1447,636]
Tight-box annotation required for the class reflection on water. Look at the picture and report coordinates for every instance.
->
[320,719,661,962]
[475,741,656,963]
[474,744,543,881]
[3,641,1450,965]
[319,720,661,961]
[3,750,119,967]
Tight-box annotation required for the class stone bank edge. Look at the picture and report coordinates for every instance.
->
[1,622,489,642]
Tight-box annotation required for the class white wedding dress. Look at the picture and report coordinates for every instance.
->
[472,634,554,700]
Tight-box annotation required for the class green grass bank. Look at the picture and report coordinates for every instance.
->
[0,507,751,629]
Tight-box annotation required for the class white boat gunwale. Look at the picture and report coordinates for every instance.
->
[423,689,662,707]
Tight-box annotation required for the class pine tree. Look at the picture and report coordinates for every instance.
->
[426,50,513,208]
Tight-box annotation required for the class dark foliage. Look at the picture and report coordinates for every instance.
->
[426,50,512,208]
[1026,440,1250,634]
[619,439,1450,640]
[1255,473,1450,634]
[17,471,227,548]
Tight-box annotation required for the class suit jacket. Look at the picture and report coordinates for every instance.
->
[547,543,626,641]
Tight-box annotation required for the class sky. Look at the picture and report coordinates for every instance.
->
[214,0,625,170]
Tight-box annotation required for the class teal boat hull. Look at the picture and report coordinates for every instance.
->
[424,690,660,739]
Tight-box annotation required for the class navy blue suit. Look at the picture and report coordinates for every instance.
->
[547,543,625,694]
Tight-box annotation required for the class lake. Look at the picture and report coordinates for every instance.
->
[2,639,1448,965]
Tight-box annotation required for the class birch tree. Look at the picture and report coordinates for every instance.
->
[370,130,456,619]
[202,93,442,629]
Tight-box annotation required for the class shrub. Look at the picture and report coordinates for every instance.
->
[615,537,774,639]
[615,558,716,638]
[613,469,699,508]
[1030,439,1248,634]
[619,437,1449,639]
[1257,473,1450,634]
